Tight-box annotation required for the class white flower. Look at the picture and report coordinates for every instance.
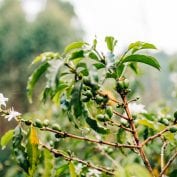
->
[86,169,101,177]
[75,163,83,175]
[5,107,21,121]
[0,93,8,107]
[128,102,147,115]
[170,72,177,86]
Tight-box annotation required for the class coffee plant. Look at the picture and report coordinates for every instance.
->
[1,36,177,177]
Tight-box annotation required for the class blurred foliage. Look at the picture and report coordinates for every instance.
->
[0,0,83,112]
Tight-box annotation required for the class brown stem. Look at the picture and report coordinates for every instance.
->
[108,120,133,133]
[113,110,129,120]
[159,151,177,177]
[121,94,154,176]
[141,128,169,146]
[160,141,168,175]
[41,143,115,175]
[40,127,140,149]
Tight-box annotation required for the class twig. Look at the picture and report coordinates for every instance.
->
[141,128,169,146]
[121,94,154,176]
[113,110,129,120]
[108,120,133,133]
[161,141,168,177]
[41,143,115,175]
[159,151,177,177]
[40,127,140,149]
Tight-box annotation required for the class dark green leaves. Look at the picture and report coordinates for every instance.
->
[86,117,110,134]
[71,80,83,118]
[1,129,14,150]
[121,54,160,70]
[105,36,117,52]
[27,62,49,103]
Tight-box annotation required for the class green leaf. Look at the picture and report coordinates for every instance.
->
[105,36,117,52]
[122,54,160,70]
[93,62,105,69]
[128,41,156,54]
[117,128,126,144]
[27,127,39,177]
[69,50,84,60]
[32,52,60,64]
[27,62,49,103]
[125,164,151,177]
[64,41,87,54]
[138,119,157,130]
[43,149,54,177]
[1,129,14,150]
[45,59,63,88]
[52,84,68,104]
[86,117,110,134]
[69,162,77,177]
[89,51,99,61]
[55,164,68,177]
[71,80,83,117]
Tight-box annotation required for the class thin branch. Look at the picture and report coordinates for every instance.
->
[141,128,169,146]
[160,141,168,176]
[159,151,177,177]
[41,143,115,175]
[40,127,140,149]
[108,120,133,133]
[113,110,129,120]
[120,94,154,176]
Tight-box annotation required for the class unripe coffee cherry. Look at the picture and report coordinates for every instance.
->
[169,126,177,133]
[52,123,61,131]
[116,77,129,92]
[34,119,43,128]
[105,106,113,118]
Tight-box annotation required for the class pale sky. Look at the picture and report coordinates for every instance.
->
[70,0,177,54]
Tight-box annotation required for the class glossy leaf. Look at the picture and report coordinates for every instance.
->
[69,50,84,60]
[64,41,87,54]
[121,54,160,70]
[93,62,105,69]
[27,62,49,103]
[89,51,99,61]
[1,129,14,150]
[86,117,110,134]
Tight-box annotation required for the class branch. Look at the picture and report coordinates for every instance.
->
[113,110,129,120]
[159,151,177,177]
[160,141,168,174]
[40,127,140,149]
[120,94,154,176]
[41,143,115,175]
[141,128,169,146]
[108,120,133,133]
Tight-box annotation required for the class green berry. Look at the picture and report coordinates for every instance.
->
[82,95,90,102]
[24,120,32,126]
[105,106,113,118]
[43,119,49,127]
[116,77,129,92]
[169,126,177,133]
[34,119,43,128]
[159,118,169,126]
[84,90,92,98]
[52,123,61,131]
[95,95,104,103]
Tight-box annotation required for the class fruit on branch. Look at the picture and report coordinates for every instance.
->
[169,126,177,133]
[34,119,43,128]
[51,123,61,131]
[116,77,129,93]
[105,106,113,118]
